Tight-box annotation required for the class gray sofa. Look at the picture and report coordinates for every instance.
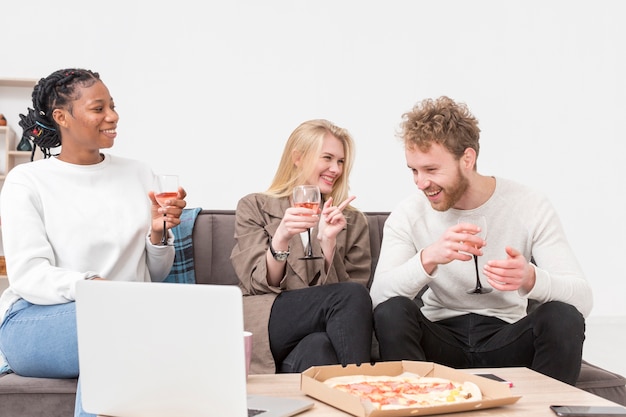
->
[1,209,625,417]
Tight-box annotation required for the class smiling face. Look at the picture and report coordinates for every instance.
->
[304,133,345,196]
[52,80,118,162]
[406,142,471,211]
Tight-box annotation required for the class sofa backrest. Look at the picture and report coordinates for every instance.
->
[191,209,389,287]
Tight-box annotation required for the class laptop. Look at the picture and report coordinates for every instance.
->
[75,280,314,417]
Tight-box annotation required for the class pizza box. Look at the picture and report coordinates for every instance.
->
[300,361,521,417]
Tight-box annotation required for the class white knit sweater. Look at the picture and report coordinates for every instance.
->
[370,177,592,322]
[0,154,174,324]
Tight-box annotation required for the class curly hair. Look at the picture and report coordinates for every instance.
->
[265,119,355,208]
[18,68,101,160]
[400,96,481,164]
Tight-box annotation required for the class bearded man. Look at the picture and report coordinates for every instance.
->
[370,96,591,385]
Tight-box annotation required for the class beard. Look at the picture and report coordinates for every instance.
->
[429,167,469,212]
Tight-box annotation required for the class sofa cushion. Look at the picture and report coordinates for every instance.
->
[165,207,202,284]
[192,210,239,286]
[194,210,391,288]
[0,373,77,417]
[577,360,626,405]
[364,212,389,287]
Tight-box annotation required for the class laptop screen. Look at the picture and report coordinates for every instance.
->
[76,280,249,417]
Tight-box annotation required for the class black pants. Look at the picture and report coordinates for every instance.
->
[373,296,585,385]
[268,282,373,373]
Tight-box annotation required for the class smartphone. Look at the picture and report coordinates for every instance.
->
[550,405,626,416]
[473,373,514,387]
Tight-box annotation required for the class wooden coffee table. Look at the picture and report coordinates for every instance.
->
[247,367,620,416]
[98,367,620,416]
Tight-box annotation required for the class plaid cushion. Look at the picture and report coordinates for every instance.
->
[164,207,202,284]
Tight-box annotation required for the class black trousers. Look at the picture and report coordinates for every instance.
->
[373,296,585,385]
[268,281,373,373]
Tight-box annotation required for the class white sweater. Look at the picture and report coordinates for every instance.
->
[369,177,593,322]
[0,154,175,324]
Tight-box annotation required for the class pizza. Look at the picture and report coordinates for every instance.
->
[323,372,482,410]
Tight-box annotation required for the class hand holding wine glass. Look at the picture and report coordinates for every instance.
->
[458,215,491,294]
[154,174,179,246]
[292,185,323,260]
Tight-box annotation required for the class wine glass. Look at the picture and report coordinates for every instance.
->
[292,185,323,260]
[154,174,179,246]
[458,215,492,294]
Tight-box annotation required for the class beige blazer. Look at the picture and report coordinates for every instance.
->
[231,193,372,373]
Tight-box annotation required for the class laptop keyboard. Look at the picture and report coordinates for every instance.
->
[248,408,266,417]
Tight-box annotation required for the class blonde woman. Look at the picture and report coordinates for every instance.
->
[231,119,372,374]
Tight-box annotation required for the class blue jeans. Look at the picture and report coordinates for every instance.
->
[373,297,585,385]
[0,299,95,417]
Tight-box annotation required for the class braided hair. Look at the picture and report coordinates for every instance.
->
[18,69,101,160]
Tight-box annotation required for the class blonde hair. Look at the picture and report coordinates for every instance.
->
[265,119,355,208]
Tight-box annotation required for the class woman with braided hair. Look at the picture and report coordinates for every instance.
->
[0,68,187,417]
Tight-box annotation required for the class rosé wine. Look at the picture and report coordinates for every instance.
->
[155,192,178,207]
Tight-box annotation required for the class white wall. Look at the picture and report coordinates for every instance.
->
[1,1,625,317]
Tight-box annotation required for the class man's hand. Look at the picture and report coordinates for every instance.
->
[420,222,486,275]
[483,246,536,292]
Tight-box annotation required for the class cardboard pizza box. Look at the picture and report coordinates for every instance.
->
[300,361,521,417]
